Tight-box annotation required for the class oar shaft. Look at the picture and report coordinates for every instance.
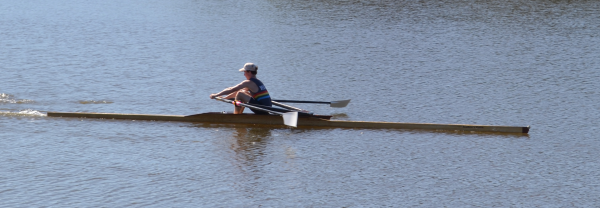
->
[272,100,330,104]
[272,99,351,108]
[271,101,309,113]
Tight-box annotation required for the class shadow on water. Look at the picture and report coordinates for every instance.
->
[395,128,531,138]
[189,121,529,138]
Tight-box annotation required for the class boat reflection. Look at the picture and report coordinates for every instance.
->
[189,122,279,162]
[230,126,273,162]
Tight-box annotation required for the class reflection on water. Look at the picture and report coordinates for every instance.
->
[230,127,272,163]
[190,123,276,165]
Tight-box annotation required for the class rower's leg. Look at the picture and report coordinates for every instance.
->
[233,91,251,114]
[234,106,245,114]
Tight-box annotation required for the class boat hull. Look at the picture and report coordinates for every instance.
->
[46,112,529,134]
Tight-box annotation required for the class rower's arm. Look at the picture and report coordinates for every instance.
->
[211,81,252,98]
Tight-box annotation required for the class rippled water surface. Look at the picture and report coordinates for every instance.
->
[2,0,600,207]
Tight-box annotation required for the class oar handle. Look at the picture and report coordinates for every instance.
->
[214,97,298,127]
[215,97,280,115]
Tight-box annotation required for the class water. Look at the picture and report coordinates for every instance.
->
[2,0,600,207]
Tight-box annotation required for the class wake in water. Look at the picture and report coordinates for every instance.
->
[1,93,44,117]
[0,93,35,104]
[0,109,46,117]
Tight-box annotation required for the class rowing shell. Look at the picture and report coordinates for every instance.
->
[46,112,530,134]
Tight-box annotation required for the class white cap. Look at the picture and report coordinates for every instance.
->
[238,63,257,72]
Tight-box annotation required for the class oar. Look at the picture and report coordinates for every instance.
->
[214,97,298,127]
[271,101,313,115]
[271,99,351,108]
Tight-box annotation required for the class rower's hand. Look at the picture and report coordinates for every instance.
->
[209,94,217,99]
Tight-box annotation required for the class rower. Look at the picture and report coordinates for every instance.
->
[209,63,272,114]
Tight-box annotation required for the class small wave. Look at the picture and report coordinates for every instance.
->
[0,99,17,104]
[0,93,35,104]
[79,100,114,104]
[0,109,46,117]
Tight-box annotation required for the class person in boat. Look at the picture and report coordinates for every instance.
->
[209,63,272,114]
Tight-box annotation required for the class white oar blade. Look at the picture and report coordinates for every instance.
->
[330,99,351,108]
[281,111,298,127]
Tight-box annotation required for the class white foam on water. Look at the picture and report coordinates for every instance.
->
[0,109,46,117]
[0,93,35,104]
[78,100,114,104]
[0,93,15,103]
